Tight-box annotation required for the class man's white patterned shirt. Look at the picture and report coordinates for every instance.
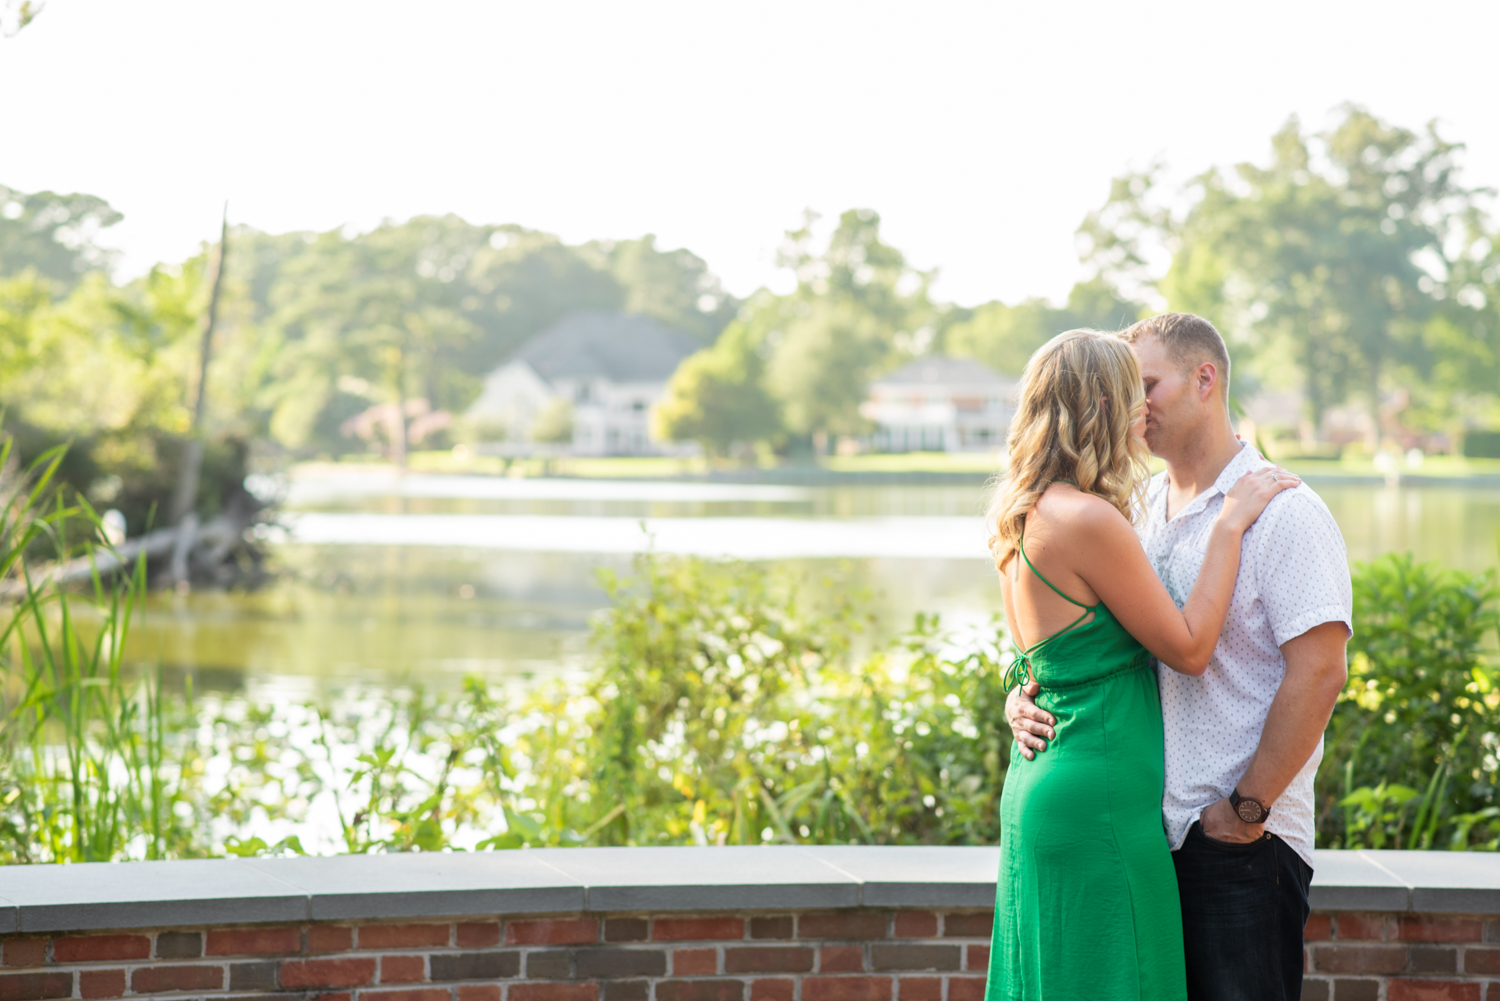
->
[1141,443,1352,867]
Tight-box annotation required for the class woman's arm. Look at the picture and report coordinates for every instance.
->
[1072,470,1298,675]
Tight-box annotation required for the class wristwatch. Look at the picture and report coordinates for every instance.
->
[1230,789,1270,824]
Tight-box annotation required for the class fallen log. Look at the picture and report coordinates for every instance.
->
[0,509,266,599]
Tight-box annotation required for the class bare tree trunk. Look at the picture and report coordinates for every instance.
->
[170,205,230,528]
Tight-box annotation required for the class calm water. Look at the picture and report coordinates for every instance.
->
[125,474,1500,697]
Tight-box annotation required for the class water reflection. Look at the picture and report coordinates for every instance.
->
[125,476,1499,696]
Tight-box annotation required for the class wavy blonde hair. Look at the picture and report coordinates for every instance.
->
[986,329,1151,571]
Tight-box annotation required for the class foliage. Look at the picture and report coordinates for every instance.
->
[1,533,1014,860]
[1318,553,1500,849]
[1080,107,1500,439]
[652,321,781,459]
[0,184,120,289]
[942,277,1142,376]
[0,263,251,535]
[0,444,217,862]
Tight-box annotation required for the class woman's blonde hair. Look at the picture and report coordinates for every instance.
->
[986,329,1150,571]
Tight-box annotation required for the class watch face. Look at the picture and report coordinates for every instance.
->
[1236,801,1262,823]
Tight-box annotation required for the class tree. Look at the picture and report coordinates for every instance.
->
[942,278,1141,376]
[586,234,739,343]
[0,184,122,291]
[750,209,936,448]
[1081,107,1497,441]
[653,321,780,458]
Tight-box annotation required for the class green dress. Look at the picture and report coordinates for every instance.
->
[986,532,1187,1001]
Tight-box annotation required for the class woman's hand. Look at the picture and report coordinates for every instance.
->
[1217,466,1300,534]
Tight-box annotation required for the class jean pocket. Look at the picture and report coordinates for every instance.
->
[1193,821,1270,852]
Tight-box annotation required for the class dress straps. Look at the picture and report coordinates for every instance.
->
[1018,531,1092,611]
[1003,524,1099,691]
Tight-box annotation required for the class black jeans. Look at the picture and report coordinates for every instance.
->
[1172,822,1313,1001]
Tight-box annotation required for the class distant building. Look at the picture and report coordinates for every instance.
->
[861,355,1017,453]
[466,311,702,456]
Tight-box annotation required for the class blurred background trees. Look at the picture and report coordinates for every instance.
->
[1,103,1498,527]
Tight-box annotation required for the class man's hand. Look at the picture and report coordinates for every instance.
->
[1006,680,1055,760]
[1199,796,1265,844]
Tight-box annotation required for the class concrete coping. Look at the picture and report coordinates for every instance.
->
[1,847,1498,935]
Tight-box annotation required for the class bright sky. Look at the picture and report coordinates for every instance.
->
[2,1,1497,307]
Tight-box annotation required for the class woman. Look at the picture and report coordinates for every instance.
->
[982,330,1298,1001]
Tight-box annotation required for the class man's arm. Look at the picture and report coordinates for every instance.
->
[1199,620,1349,842]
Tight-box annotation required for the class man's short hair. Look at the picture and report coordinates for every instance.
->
[1119,312,1231,398]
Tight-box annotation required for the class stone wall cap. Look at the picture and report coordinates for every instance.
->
[3,846,1498,932]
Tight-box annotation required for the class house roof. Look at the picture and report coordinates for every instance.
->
[874,355,1010,387]
[511,311,702,385]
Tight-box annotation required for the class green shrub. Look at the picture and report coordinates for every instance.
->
[1318,553,1500,849]
[1463,431,1500,459]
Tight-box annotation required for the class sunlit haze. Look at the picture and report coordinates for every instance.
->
[2,0,1498,305]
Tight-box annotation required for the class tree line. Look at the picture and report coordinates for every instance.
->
[2,105,1498,531]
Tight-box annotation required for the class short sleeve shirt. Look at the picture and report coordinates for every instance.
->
[1141,443,1353,867]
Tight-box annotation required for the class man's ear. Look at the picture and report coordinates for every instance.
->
[1195,361,1219,402]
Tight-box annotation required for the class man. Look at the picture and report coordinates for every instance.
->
[1006,313,1351,1001]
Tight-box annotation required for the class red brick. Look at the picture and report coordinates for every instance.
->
[941,915,992,939]
[655,982,745,1001]
[0,940,47,969]
[382,956,426,984]
[750,979,793,1001]
[509,985,601,1001]
[893,914,937,940]
[820,946,865,973]
[897,978,940,1001]
[359,925,451,950]
[311,927,355,953]
[1337,915,1392,941]
[508,920,599,946]
[312,993,353,1001]
[0,972,72,1001]
[604,920,648,943]
[653,919,745,942]
[671,949,717,976]
[802,976,892,1001]
[947,978,985,1001]
[282,957,379,989]
[1304,914,1333,941]
[750,918,794,941]
[725,947,814,974]
[800,914,887,941]
[360,990,452,1001]
[208,926,302,956]
[965,945,989,970]
[1388,980,1482,1001]
[1310,944,1408,974]
[1398,917,1484,943]
[457,987,502,1001]
[53,936,150,963]
[458,924,501,949]
[78,970,124,1000]
[1464,947,1500,974]
[130,965,225,993]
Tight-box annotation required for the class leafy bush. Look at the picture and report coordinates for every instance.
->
[1318,553,1500,849]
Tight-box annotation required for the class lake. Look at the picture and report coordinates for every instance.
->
[127,471,1500,699]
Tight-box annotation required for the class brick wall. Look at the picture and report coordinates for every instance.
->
[0,910,993,1001]
[14,906,1500,1001]
[1302,911,1500,1000]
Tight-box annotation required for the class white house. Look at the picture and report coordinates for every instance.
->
[861,355,1017,453]
[466,311,702,457]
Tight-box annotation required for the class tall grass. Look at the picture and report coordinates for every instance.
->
[0,441,221,862]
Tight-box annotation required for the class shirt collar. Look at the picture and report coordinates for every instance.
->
[1169,442,1265,523]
